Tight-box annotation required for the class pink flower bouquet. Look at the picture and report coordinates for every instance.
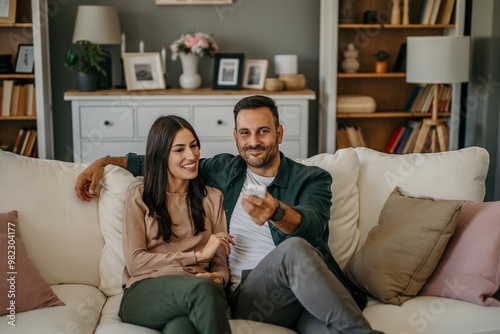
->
[170,32,219,60]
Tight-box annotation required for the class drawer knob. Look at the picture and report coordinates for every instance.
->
[217,120,223,125]
[102,119,112,128]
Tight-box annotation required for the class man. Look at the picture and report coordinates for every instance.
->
[76,96,380,333]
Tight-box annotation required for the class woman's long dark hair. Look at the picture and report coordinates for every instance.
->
[142,116,207,242]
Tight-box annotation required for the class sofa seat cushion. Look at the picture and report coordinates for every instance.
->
[0,284,106,334]
[96,294,297,334]
[363,296,500,334]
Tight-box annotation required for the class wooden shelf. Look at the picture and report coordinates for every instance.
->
[337,112,452,119]
[0,73,35,79]
[339,24,455,29]
[0,116,37,120]
[338,72,406,78]
[0,23,32,28]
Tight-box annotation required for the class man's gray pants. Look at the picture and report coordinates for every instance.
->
[229,237,379,334]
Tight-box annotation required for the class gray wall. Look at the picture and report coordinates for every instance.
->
[465,0,500,201]
[48,0,320,161]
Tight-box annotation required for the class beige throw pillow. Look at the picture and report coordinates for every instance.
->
[345,187,463,305]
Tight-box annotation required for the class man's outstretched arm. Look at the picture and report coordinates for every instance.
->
[75,156,127,202]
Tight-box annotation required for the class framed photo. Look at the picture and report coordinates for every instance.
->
[123,52,165,91]
[156,0,232,5]
[212,53,244,90]
[14,44,34,74]
[0,0,16,24]
[242,59,268,89]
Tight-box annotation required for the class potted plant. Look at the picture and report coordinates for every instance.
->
[64,40,107,92]
[373,50,390,73]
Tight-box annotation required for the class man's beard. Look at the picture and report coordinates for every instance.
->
[239,142,279,168]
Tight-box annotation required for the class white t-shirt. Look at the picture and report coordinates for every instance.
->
[228,168,276,287]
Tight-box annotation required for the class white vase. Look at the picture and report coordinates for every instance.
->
[179,53,202,90]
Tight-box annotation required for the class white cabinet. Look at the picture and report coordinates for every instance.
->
[65,88,315,163]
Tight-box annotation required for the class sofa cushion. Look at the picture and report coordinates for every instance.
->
[0,284,106,334]
[0,210,64,316]
[363,296,500,334]
[98,165,143,296]
[0,150,103,286]
[355,147,489,244]
[345,187,463,305]
[419,200,500,306]
[296,148,362,270]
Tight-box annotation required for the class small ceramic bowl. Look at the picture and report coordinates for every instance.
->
[264,78,285,91]
[279,74,306,90]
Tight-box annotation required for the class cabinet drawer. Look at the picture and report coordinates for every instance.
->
[192,106,234,138]
[78,141,146,163]
[278,105,302,137]
[137,106,190,138]
[80,106,134,139]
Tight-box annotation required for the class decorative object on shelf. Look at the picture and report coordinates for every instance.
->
[274,54,298,75]
[0,0,16,24]
[264,78,284,92]
[242,59,268,89]
[364,10,378,24]
[139,40,144,53]
[390,0,401,24]
[156,0,232,5]
[212,53,244,90]
[170,32,219,89]
[341,43,360,73]
[373,50,389,73]
[407,36,470,153]
[14,44,34,74]
[337,95,377,113]
[402,0,410,24]
[339,0,355,24]
[0,54,13,74]
[279,74,306,90]
[64,41,107,92]
[71,5,121,89]
[122,52,165,91]
[160,47,167,82]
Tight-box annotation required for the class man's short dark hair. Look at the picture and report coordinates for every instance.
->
[233,95,279,129]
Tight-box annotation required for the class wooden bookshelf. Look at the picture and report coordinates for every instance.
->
[319,0,464,154]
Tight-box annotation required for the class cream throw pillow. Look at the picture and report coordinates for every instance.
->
[345,187,463,305]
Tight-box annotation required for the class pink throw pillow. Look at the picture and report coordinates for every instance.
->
[0,211,65,315]
[419,201,500,306]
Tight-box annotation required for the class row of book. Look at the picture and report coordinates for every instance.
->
[336,125,366,149]
[1,81,36,117]
[419,0,456,25]
[384,120,449,154]
[12,128,38,157]
[405,84,452,113]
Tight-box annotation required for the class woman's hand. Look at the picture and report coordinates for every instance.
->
[196,272,224,287]
[195,232,234,263]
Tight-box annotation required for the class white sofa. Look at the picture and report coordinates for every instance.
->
[1,147,499,334]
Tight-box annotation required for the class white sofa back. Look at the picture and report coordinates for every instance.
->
[0,150,104,287]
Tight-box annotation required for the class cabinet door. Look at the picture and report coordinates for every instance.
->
[137,106,190,138]
[192,106,234,138]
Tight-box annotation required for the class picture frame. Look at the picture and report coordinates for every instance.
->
[14,44,34,74]
[212,53,244,90]
[242,59,268,90]
[156,0,232,5]
[123,52,165,91]
[0,0,17,24]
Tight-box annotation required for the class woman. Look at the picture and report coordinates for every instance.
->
[119,115,234,334]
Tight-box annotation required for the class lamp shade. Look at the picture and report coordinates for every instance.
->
[406,36,470,84]
[72,6,121,45]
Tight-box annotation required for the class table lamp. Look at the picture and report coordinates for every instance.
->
[72,5,121,89]
[406,36,470,153]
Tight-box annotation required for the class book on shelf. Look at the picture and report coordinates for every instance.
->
[405,85,422,112]
[10,85,20,116]
[23,130,37,157]
[385,125,406,153]
[429,0,442,24]
[25,83,35,116]
[437,0,456,24]
[2,80,14,116]
[336,126,349,150]
[421,0,436,24]
[393,43,407,72]
[17,85,26,116]
[402,120,422,154]
[394,126,410,154]
[337,125,366,149]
